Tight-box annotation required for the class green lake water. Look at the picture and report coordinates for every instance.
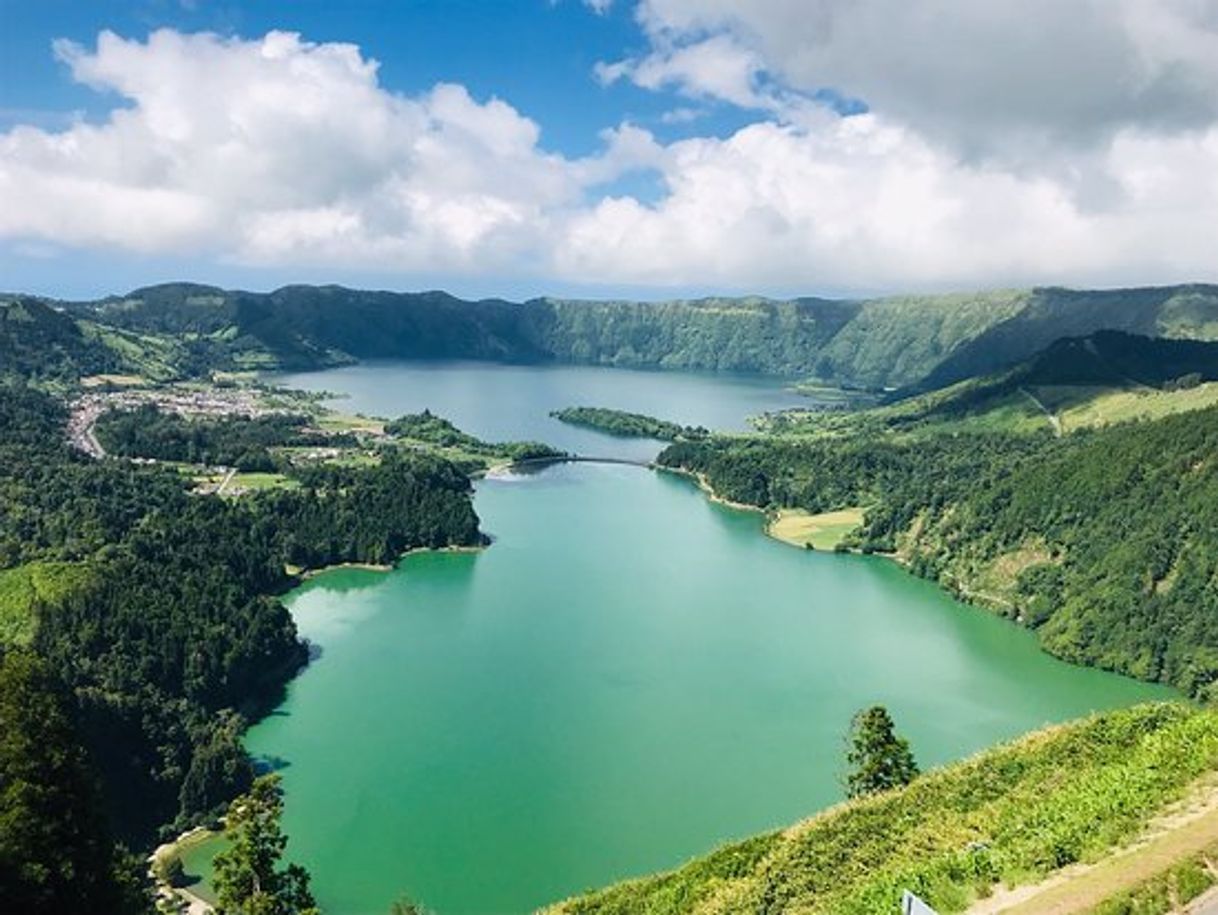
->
[244,363,1176,915]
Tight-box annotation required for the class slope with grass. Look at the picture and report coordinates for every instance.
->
[546,703,1218,915]
[760,331,1218,439]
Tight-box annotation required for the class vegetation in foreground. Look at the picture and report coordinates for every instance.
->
[547,703,1218,915]
[1093,840,1218,914]
[0,649,149,914]
[550,406,709,442]
[212,775,318,915]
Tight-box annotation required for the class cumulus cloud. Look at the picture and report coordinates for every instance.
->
[4,17,1218,293]
[1,30,640,271]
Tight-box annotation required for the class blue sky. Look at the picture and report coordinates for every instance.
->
[3,1,1218,299]
[1,1,754,154]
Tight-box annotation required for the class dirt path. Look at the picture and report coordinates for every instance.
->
[970,781,1218,914]
[1019,386,1063,437]
[1188,884,1218,913]
[214,466,237,496]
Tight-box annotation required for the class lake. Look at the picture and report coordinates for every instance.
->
[270,360,815,461]
[248,362,1174,915]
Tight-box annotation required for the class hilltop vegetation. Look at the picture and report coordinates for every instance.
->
[384,409,564,467]
[0,297,122,383]
[41,281,1218,389]
[549,703,1218,915]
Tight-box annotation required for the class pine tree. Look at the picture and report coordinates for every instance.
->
[0,650,151,914]
[212,774,318,915]
[844,705,919,798]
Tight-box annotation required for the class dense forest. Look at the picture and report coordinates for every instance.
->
[659,404,1218,698]
[45,281,1218,389]
[0,381,489,911]
[0,297,122,383]
[550,406,708,441]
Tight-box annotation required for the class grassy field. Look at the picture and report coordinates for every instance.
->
[0,561,92,645]
[1056,382,1218,432]
[228,471,300,492]
[79,373,146,387]
[992,826,1218,914]
[767,507,865,550]
[546,704,1218,915]
[314,411,385,435]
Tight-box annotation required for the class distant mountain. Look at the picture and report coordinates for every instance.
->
[39,281,1218,388]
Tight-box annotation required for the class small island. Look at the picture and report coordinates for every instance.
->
[550,405,709,441]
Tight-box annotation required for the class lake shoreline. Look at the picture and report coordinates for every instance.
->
[657,464,883,556]
[293,543,486,581]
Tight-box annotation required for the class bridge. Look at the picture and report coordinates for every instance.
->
[476,454,655,477]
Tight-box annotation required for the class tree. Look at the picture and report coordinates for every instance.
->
[212,775,318,915]
[844,705,919,798]
[0,649,151,914]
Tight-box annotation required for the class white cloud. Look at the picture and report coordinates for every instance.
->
[1,30,624,271]
[597,33,766,109]
[624,0,1218,162]
[3,21,1218,294]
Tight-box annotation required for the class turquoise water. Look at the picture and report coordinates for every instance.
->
[244,446,1174,913]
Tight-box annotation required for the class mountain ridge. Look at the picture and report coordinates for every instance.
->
[11,280,1218,389]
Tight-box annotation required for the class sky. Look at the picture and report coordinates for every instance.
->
[3,1,1218,300]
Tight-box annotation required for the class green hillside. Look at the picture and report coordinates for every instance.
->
[53,281,1218,389]
[547,703,1218,915]
[0,297,122,383]
[762,330,1218,438]
[659,399,1218,698]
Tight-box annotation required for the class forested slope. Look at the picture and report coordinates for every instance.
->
[0,383,484,854]
[659,401,1218,697]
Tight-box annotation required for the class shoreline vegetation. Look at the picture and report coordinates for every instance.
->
[0,379,508,909]
[292,544,487,581]
[659,465,870,553]
[550,405,708,441]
